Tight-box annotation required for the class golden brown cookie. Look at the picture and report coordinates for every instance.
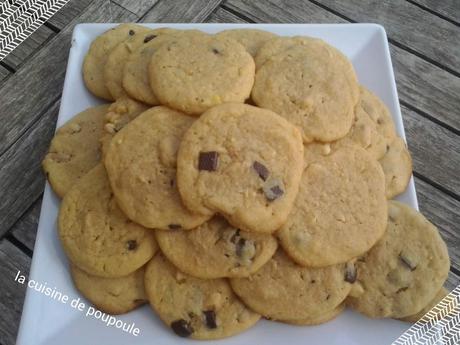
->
[399,287,449,323]
[59,164,158,278]
[43,104,109,198]
[176,103,304,233]
[155,216,278,279]
[346,201,450,318]
[283,304,345,326]
[144,254,260,339]
[105,106,210,230]
[216,28,277,56]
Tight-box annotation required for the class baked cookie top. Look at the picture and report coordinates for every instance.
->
[379,137,413,199]
[155,216,278,279]
[58,164,158,277]
[99,97,148,158]
[149,34,255,115]
[105,106,211,230]
[346,201,450,318]
[252,43,359,142]
[144,254,260,340]
[399,287,449,323]
[230,250,352,321]
[216,28,277,57]
[83,24,150,100]
[71,264,146,315]
[43,104,109,198]
[176,103,304,233]
[335,86,396,160]
[277,144,387,267]
[104,28,176,99]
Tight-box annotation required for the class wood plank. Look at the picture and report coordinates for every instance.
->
[0,240,31,345]
[403,104,460,196]
[415,178,460,273]
[224,0,460,132]
[0,101,59,238]
[446,271,460,291]
[141,0,224,22]
[10,198,42,253]
[410,0,460,24]
[313,0,460,74]
[47,0,95,30]
[0,65,11,84]
[0,1,136,158]
[207,5,244,22]
[112,0,158,17]
[2,26,55,70]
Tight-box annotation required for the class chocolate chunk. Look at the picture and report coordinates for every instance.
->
[144,34,157,43]
[263,178,285,201]
[203,310,217,329]
[171,319,193,337]
[168,224,182,230]
[344,262,357,283]
[235,238,247,257]
[399,253,417,271]
[126,240,137,250]
[212,48,220,54]
[128,29,135,36]
[230,229,241,244]
[396,286,409,294]
[253,161,270,181]
[198,151,219,171]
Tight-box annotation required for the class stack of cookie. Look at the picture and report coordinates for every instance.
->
[42,24,451,340]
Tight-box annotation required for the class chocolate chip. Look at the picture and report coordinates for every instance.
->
[235,238,247,257]
[144,34,157,43]
[230,229,241,244]
[203,310,217,329]
[198,151,219,171]
[263,179,284,201]
[212,48,220,54]
[399,253,417,271]
[344,262,357,283]
[168,224,182,230]
[396,286,409,294]
[170,179,175,187]
[171,319,193,337]
[126,240,137,250]
[253,161,270,181]
[128,29,135,36]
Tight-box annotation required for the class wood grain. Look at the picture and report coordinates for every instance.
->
[0,101,59,238]
[409,0,460,24]
[0,240,31,345]
[446,271,460,291]
[207,5,243,22]
[10,198,42,253]
[403,105,460,196]
[112,0,159,17]
[0,1,136,158]
[140,0,224,22]
[314,0,460,74]
[47,0,95,30]
[0,65,10,84]
[2,26,55,70]
[224,0,460,132]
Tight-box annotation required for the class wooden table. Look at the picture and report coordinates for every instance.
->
[0,0,458,343]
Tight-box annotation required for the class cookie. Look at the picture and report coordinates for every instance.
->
[144,254,260,339]
[176,103,304,233]
[99,98,148,157]
[284,303,345,326]
[400,287,449,323]
[43,104,109,198]
[379,137,413,199]
[216,28,277,56]
[278,144,387,267]
[155,216,278,279]
[105,106,211,230]
[334,86,396,160]
[346,201,450,318]
[252,43,359,142]
[254,35,322,69]
[104,29,175,99]
[59,164,158,278]
[83,24,151,100]
[71,264,146,314]
[123,30,202,105]
[230,250,353,321]
[149,34,255,115]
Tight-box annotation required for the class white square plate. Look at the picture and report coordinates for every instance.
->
[16,23,417,345]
